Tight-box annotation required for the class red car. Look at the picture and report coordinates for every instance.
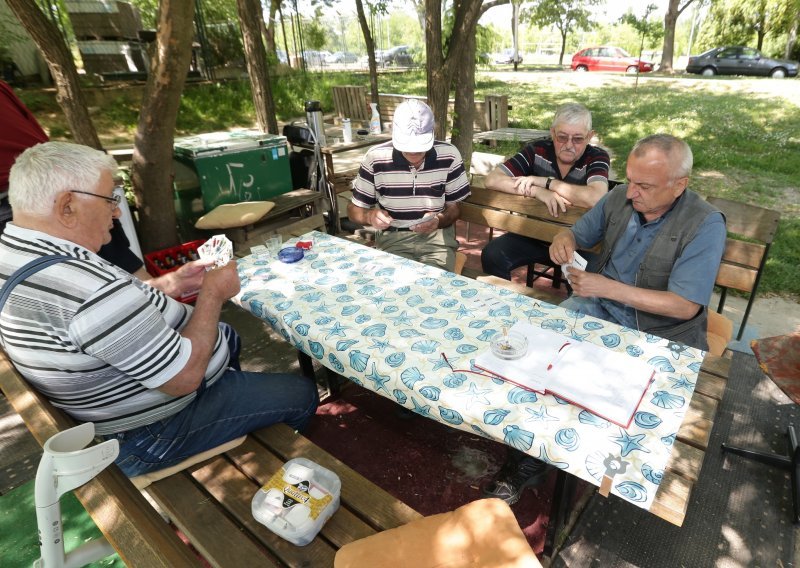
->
[571,46,655,73]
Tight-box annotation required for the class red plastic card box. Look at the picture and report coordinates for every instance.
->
[144,239,205,303]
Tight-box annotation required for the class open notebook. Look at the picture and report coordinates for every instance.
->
[475,322,655,428]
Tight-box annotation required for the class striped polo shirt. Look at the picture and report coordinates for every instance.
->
[0,224,230,435]
[500,139,610,186]
[351,141,471,223]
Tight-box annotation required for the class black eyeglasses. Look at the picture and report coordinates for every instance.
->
[70,189,123,209]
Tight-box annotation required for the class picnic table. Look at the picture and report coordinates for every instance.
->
[232,232,712,528]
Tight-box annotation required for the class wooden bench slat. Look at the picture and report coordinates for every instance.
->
[721,239,765,269]
[664,440,704,483]
[651,470,693,526]
[147,472,278,568]
[700,353,732,379]
[253,424,423,530]
[191,456,337,566]
[227,437,380,548]
[467,186,586,226]
[676,393,718,450]
[460,203,568,243]
[695,370,726,401]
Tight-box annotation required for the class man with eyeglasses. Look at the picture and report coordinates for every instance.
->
[481,102,610,281]
[0,142,319,477]
[0,80,147,278]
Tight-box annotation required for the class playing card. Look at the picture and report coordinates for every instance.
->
[562,251,587,285]
[198,234,233,269]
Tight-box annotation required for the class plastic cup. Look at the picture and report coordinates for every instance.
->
[266,235,283,255]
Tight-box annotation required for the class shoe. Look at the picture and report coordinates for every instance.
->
[482,456,552,505]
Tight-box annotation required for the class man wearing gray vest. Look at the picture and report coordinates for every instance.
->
[482,134,726,504]
[550,133,726,350]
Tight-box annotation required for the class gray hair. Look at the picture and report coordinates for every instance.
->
[630,134,693,178]
[552,103,592,132]
[9,141,118,216]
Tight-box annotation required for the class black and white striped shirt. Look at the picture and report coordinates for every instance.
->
[351,141,471,223]
[0,224,230,434]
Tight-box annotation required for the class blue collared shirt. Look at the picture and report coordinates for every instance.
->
[571,192,727,328]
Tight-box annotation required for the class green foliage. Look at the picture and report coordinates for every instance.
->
[305,13,328,52]
[697,0,798,54]
[523,0,600,38]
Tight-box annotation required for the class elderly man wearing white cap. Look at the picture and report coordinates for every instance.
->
[347,99,470,271]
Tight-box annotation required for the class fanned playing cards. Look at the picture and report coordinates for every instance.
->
[197,234,233,269]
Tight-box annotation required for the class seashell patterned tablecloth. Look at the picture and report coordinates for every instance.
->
[232,231,705,512]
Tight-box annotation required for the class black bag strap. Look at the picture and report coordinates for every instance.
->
[0,255,72,342]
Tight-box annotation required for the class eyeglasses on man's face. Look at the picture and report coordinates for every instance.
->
[69,188,123,209]
[554,133,588,146]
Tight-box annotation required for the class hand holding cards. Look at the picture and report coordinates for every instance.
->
[197,234,233,269]
[561,251,587,285]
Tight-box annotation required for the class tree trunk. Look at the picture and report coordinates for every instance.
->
[264,0,278,54]
[512,1,520,71]
[660,0,694,74]
[131,0,196,252]
[452,28,476,168]
[238,0,278,134]
[355,0,379,105]
[558,28,567,65]
[786,12,799,59]
[425,0,483,143]
[6,0,101,149]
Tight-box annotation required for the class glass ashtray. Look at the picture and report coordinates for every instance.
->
[490,331,528,360]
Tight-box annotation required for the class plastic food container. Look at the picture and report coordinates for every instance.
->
[251,457,341,546]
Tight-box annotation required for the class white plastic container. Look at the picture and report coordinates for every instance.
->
[369,103,381,135]
[251,457,341,546]
[342,118,353,144]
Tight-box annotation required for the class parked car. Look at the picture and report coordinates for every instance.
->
[326,51,358,64]
[383,45,413,66]
[494,48,523,65]
[301,50,325,67]
[571,46,654,73]
[685,46,798,78]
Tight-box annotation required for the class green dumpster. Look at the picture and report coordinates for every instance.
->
[173,130,293,212]
[172,159,205,242]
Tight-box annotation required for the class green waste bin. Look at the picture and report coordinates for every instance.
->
[172,159,205,242]
[173,130,293,212]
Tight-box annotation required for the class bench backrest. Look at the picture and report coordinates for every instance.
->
[708,196,781,340]
[0,351,200,566]
[332,85,371,122]
[369,94,510,132]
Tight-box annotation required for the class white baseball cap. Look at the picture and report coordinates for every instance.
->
[392,99,435,153]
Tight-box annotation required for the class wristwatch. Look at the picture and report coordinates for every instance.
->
[545,177,554,190]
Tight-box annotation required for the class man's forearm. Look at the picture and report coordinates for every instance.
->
[604,280,702,321]
[549,179,607,208]
[436,202,460,228]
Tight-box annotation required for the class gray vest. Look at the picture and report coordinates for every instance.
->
[586,186,721,350]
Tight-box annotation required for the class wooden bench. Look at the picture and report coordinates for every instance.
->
[376,93,511,133]
[0,350,421,567]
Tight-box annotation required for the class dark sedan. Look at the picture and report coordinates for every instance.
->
[686,46,798,78]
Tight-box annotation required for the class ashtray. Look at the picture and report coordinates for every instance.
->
[278,247,304,264]
[490,330,528,360]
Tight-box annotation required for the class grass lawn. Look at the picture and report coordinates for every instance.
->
[18,69,800,298]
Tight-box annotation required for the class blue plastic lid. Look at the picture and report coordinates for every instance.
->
[278,247,304,263]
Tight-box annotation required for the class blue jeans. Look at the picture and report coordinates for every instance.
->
[481,233,552,280]
[108,370,319,477]
[559,295,614,321]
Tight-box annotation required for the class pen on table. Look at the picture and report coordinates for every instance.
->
[547,342,571,371]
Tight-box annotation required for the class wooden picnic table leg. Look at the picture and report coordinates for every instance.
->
[297,351,340,400]
[543,469,576,557]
